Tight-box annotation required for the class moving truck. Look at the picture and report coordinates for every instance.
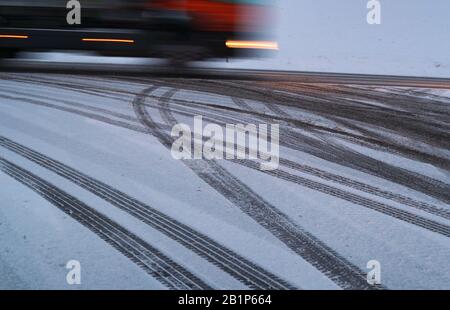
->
[0,0,277,63]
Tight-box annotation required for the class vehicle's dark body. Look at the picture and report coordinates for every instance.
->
[0,0,275,61]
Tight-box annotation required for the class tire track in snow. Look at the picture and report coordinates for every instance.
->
[1,74,134,101]
[132,86,378,290]
[231,93,450,229]
[5,76,448,235]
[0,136,295,290]
[229,96,450,221]
[7,73,434,171]
[278,158,450,221]
[2,74,446,290]
[0,157,211,290]
[132,85,450,223]
[167,79,450,203]
[13,75,441,240]
[233,159,450,237]
[2,82,447,224]
[0,91,150,133]
[186,94,450,235]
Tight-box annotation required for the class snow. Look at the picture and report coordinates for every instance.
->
[0,173,165,290]
[0,70,449,288]
[220,159,450,289]
[0,78,338,289]
[227,0,450,78]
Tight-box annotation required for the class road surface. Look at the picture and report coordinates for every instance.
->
[0,66,449,289]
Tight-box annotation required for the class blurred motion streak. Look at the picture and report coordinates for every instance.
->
[225,40,278,50]
[0,0,276,64]
[149,0,274,33]
[0,35,29,39]
[82,38,135,44]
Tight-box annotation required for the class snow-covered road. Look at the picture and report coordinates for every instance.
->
[0,72,449,289]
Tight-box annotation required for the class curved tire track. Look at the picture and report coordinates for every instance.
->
[2,83,447,224]
[132,85,379,290]
[0,135,294,290]
[174,79,450,203]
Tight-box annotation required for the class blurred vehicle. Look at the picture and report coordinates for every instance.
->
[0,0,277,64]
